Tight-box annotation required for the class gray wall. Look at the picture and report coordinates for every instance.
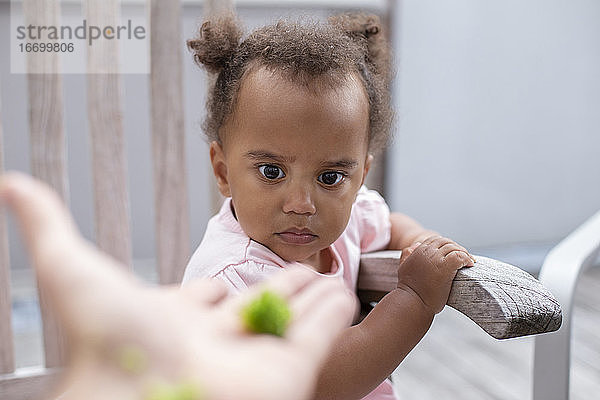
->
[387,0,600,249]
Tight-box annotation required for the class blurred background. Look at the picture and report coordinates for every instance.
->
[3,0,599,273]
[1,0,599,398]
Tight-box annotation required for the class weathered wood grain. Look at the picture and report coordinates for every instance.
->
[149,1,190,285]
[0,78,15,375]
[23,0,67,369]
[0,368,61,400]
[25,1,67,195]
[206,0,234,16]
[86,0,132,266]
[358,251,562,339]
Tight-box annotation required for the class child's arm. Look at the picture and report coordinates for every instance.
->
[312,236,473,400]
[387,212,438,250]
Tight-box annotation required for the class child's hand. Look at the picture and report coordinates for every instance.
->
[396,235,475,314]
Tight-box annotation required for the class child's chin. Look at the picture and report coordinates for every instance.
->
[275,247,317,264]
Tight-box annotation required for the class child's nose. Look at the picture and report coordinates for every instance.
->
[282,185,316,215]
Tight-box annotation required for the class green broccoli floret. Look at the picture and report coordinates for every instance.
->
[241,290,292,337]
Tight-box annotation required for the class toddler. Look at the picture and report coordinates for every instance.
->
[182,12,474,400]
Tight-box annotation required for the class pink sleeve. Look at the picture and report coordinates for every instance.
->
[355,186,392,253]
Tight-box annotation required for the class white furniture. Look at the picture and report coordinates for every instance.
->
[533,211,600,400]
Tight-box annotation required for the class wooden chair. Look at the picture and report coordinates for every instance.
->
[1,1,188,398]
[0,1,567,399]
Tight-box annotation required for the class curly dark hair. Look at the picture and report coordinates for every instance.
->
[187,12,393,153]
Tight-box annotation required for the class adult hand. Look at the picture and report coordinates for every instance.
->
[0,172,356,400]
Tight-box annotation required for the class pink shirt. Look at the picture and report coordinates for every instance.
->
[182,186,397,400]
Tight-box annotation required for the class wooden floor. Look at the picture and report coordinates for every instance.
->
[9,261,600,399]
[391,265,600,400]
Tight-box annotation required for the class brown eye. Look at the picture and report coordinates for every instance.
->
[259,165,285,180]
[318,172,344,186]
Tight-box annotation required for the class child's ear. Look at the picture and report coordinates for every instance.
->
[360,154,373,187]
[210,141,232,197]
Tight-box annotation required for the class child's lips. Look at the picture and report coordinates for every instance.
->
[276,228,318,245]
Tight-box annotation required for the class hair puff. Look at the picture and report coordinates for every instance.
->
[187,13,243,74]
[328,13,391,81]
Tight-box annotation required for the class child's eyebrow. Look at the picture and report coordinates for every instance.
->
[244,151,358,169]
[320,160,359,169]
[244,151,295,163]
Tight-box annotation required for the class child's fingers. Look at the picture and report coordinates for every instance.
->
[420,236,475,266]
[440,243,473,263]
[439,242,476,265]
[418,235,443,247]
[399,241,420,264]
[443,250,474,269]
[417,236,454,259]
[431,236,456,249]
[439,241,467,255]
[418,235,452,251]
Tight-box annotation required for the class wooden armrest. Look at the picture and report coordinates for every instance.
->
[357,251,562,340]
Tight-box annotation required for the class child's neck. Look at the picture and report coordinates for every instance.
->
[302,248,333,274]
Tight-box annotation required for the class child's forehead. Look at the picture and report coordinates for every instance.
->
[221,66,370,155]
[232,66,369,125]
[241,64,366,98]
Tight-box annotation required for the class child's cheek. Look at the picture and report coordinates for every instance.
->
[322,202,353,244]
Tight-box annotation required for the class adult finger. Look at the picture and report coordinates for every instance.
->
[0,172,137,317]
[0,172,80,256]
[286,276,356,327]
[286,278,355,361]
[222,267,317,312]
[180,278,229,308]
